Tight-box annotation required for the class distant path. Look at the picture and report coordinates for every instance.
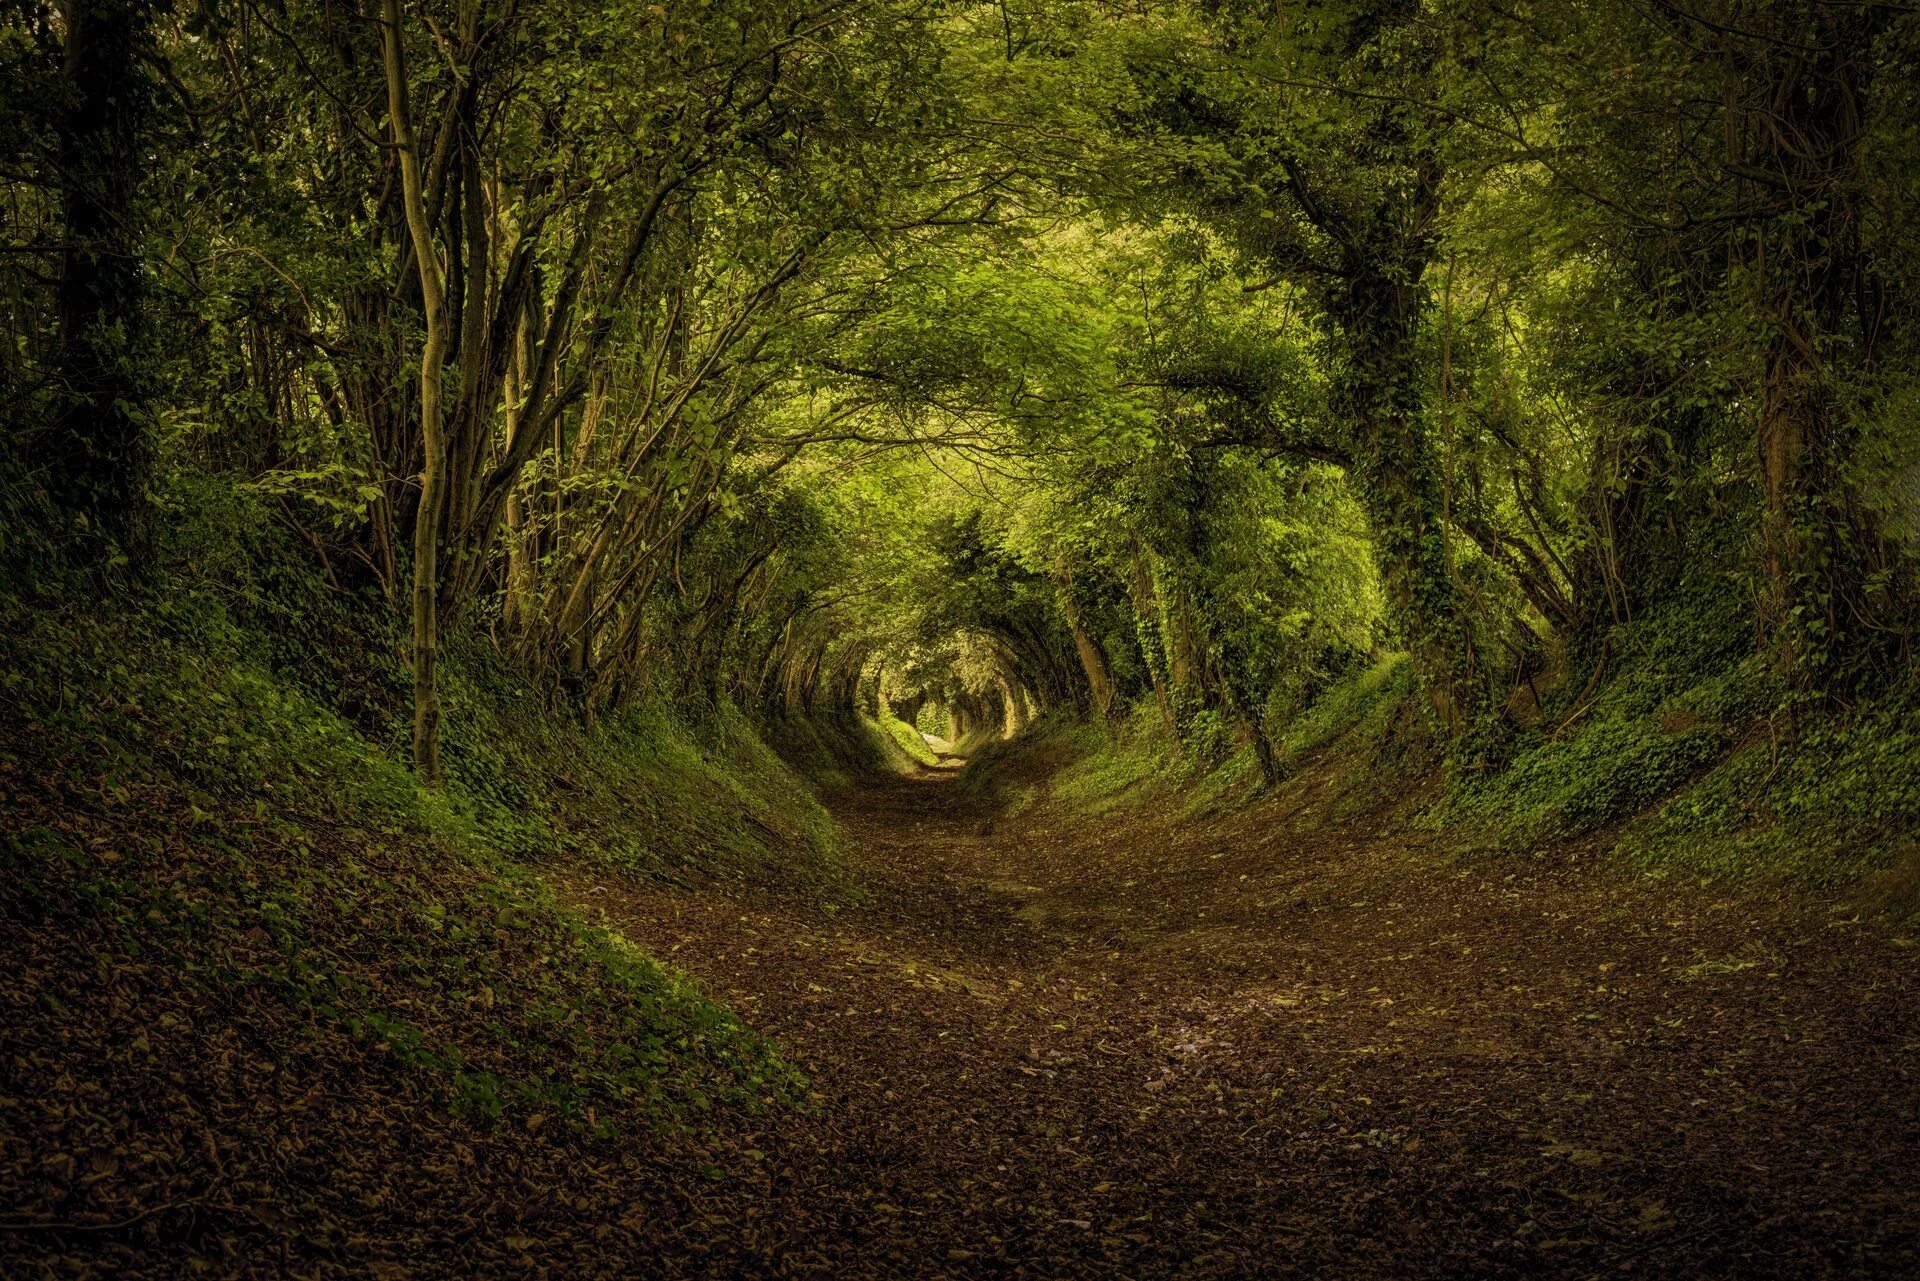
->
[567,766,1920,1277]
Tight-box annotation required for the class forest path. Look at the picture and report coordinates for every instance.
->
[563,767,1920,1278]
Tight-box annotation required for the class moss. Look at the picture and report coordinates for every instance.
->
[1279,654,1415,759]
[878,713,940,766]
[1046,705,1176,815]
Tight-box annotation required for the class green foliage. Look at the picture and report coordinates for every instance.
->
[1437,537,1771,848]
[1621,678,1920,885]
[1278,655,1416,760]
[1445,713,1730,846]
[1046,704,1180,816]
[878,713,940,767]
[7,0,1920,927]
[0,476,834,1132]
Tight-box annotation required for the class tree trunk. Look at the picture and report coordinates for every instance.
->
[1154,560,1210,725]
[1056,561,1116,719]
[1744,2,1885,684]
[1125,544,1177,733]
[1334,247,1477,732]
[46,0,158,558]
[501,315,535,635]
[1250,727,1281,788]
[384,0,450,786]
[998,677,1026,736]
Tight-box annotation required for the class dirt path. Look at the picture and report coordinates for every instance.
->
[565,769,1920,1278]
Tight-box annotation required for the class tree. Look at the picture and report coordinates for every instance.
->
[42,0,161,559]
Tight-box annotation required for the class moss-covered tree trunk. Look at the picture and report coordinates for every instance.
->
[1339,313,1475,730]
[1743,1,1887,686]
[997,676,1026,736]
[1321,188,1479,733]
[1125,543,1177,733]
[1152,558,1212,728]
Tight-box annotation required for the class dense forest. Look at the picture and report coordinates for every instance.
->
[4,0,1920,1276]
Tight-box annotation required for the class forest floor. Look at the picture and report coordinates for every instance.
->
[554,759,1920,1279]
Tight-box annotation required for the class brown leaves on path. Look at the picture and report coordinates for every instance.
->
[568,769,1920,1278]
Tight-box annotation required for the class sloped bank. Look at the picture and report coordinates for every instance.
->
[0,487,849,1275]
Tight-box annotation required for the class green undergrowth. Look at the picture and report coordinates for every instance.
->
[958,709,1179,818]
[962,656,1428,825]
[1435,589,1759,854]
[0,475,824,1139]
[972,613,1915,892]
[765,709,928,789]
[961,609,1916,899]
[957,712,1091,814]
[1277,655,1419,760]
[1049,706,1179,815]
[445,666,847,896]
[878,712,940,767]
[1423,545,1918,886]
[957,582,1905,898]
[1617,675,1920,888]
[948,721,1002,758]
